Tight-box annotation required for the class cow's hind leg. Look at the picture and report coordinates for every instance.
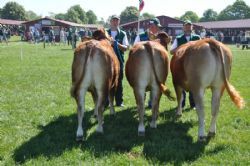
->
[91,89,98,117]
[208,87,222,138]
[95,90,106,133]
[134,87,146,136]
[150,87,161,128]
[109,87,115,115]
[76,88,87,141]
[174,84,183,117]
[192,88,206,141]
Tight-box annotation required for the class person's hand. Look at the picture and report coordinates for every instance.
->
[110,37,116,46]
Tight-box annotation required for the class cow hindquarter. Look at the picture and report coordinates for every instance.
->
[126,45,169,135]
[184,45,224,92]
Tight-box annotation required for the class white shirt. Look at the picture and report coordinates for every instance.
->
[200,32,206,38]
[60,30,65,37]
[133,35,141,45]
[110,30,129,48]
[170,35,191,51]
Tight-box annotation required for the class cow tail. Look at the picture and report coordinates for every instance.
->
[144,42,175,101]
[71,44,93,99]
[209,40,245,109]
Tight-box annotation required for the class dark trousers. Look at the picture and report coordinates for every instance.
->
[241,41,248,50]
[115,67,124,105]
[182,91,195,108]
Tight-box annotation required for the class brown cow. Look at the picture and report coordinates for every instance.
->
[170,38,245,141]
[71,29,120,141]
[126,32,174,136]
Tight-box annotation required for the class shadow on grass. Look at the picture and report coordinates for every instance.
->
[61,48,73,51]
[13,107,222,164]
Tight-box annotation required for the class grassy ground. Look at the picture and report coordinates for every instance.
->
[0,37,249,165]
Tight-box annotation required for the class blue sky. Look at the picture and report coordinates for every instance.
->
[1,0,247,20]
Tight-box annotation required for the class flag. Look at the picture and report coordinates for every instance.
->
[139,0,144,12]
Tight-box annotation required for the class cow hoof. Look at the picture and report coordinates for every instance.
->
[138,131,145,136]
[207,132,216,138]
[198,136,207,142]
[76,135,84,142]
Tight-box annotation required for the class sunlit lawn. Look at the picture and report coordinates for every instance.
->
[0,36,249,165]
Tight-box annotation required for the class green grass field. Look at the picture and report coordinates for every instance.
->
[0,37,249,165]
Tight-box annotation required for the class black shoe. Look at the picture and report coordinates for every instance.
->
[190,106,196,110]
[116,103,125,107]
[147,100,152,109]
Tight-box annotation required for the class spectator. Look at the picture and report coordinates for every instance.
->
[49,27,55,45]
[200,29,206,39]
[2,25,9,45]
[0,24,3,42]
[78,28,85,39]
[71,28,78,49]
[59,27,66,46]
[34,28,40,43]
[240,31,248,50]
[67,28,72,46]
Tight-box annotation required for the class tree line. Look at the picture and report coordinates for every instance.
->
[0,0,249,25]
[0,2,98,24]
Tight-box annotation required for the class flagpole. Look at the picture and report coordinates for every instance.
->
[138,0,144,35]
[137,11,140,35]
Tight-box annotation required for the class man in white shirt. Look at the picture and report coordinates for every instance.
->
[134,17,162,45]
[107,15,129,107]
[170,20,201,109]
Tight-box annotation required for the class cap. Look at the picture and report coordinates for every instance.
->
[111,15,120,20]
[183,20,192,25]
[149,18,162,27]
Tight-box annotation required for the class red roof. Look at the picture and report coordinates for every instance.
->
[196,19,250,29]
[0,18,25,25]
[22,17,102,29]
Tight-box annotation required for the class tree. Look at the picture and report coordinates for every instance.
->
[217,0,250,20]
[66,9,81,23]
[120,6,139,24]
[97,17,109,28]
[26,10,41,21]
[1,2,26,20]
[200,9,218,22]
[66,5,88,23]
[141,12,155,19]
[180,11,199,23]
[97,17,105,25]
[55,13,66,20]
[86,10,97,24]
[174,16,180,20]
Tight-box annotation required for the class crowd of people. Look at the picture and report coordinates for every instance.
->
[0,24,12,44]
[124,27,250,50]
[24,26,93,48]
[1,21,249,51]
